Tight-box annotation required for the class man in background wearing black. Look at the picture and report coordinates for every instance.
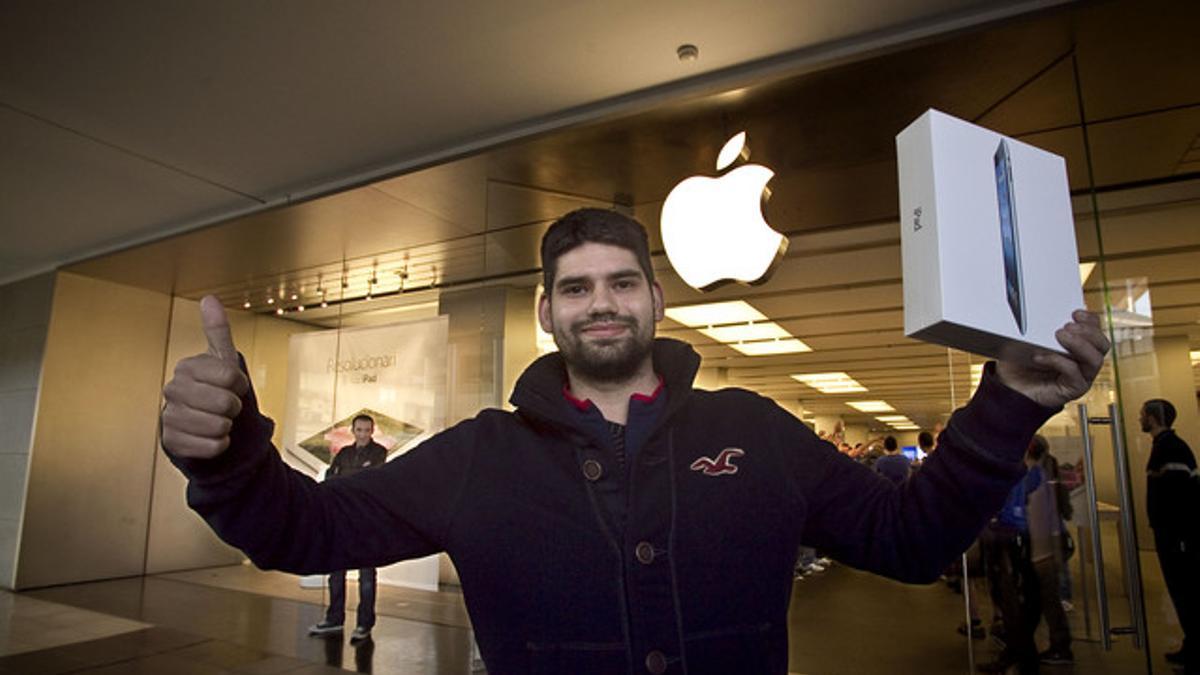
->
[1140,399,1199,672]
[309,414,388,644]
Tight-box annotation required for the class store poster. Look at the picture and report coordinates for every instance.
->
[282,316,449,592]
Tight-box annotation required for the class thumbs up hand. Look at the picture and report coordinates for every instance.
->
[161,296,251,459]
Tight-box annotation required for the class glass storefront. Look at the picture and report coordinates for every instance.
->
[35,0,1195,672]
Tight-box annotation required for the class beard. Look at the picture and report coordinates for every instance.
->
[553,311,654,383]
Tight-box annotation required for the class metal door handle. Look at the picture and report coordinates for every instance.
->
[1078,403,1112,650]
[1108,402,1149,650]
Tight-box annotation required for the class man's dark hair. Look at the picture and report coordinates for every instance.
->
[352,414,375,427]
[1143,398,1176,428]
[1027,434,1049,460]
[540,208,655,291]
[917,431,934,449]
[884,436,898,452]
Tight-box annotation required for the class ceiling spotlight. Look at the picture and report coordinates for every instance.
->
[267,297,275,305]
[290,293,298,301]
[321,300,329,308]
[297,305,305,312]
[677,44,699,62]
[275,308,284,315]
[242,300,251,309]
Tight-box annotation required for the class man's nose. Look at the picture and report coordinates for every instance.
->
[589,285,618,313]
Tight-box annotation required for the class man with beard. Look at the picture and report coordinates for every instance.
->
[1139,398,1198,672]
[161,208,1109,675]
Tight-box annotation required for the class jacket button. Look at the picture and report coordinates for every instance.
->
[582,459,603,481]
[635,541,655,565]
[645,650,667,674]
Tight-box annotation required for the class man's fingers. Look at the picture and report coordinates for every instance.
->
[161,426,230,459]
[173,354,249,397]
[1064,312,1111,357]
[163,376,245,418]
[161,402,235,438]
[1033,351,1087,395]
[201,295,239,363]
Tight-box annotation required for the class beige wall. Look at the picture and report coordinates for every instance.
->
[0,273,56,589]
[16,273,171,588]
[502,287,539,408]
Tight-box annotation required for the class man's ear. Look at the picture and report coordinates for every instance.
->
[651,281,665,322]
[538,292,554,333]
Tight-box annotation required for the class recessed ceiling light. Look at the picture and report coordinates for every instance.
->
[792,372,868,394]
[677,44,699,62]
[1079,262,1097,286]
[846,400,895,413]
[875,415,910,422]
[727,338,811,356]
[700,322,790,343]
[665,300,766,327]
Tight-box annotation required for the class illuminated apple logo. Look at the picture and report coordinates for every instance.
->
[660,132,788,291]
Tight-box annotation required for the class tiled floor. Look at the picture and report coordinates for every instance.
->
[0,545,1188,674]
[0,593,149,657]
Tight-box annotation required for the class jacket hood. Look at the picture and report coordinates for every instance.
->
[509,337,701,434]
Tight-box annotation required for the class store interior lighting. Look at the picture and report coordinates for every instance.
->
[666,300,811,356]
[846,400,895,413]
[1079,262,1097,286]
[791,372,868,394]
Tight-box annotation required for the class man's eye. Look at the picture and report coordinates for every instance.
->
[562,285,585,296]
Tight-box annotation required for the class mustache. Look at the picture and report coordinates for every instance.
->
[572,313,637,332]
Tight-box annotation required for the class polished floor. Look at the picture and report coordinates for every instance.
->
[0,544,1188,674]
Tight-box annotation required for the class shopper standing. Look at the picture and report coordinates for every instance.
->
[1140,399,1199,673]
[309,414,388,644]
[1024,436,1073,665]
[874,435,911,483]
[160,209,1110,674]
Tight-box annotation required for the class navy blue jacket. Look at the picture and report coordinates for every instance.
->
[168,338,1054,674]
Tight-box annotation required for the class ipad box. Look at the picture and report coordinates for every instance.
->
[896,109,1083,364]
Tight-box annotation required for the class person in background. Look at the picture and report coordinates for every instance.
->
[1024,435,1073,665]
[308,414,388,645]
[1140,398,1198,673]
[875,435,912,484]
[918,430,936,459]
[977,460,1042,674]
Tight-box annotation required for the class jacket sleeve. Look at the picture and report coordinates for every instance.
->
[164,369,477,575]
[781,362,1056,583]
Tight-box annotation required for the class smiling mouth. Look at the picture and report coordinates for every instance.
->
[580,321,632,338]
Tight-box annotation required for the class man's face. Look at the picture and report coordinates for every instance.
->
[352,420,374,446]
[1139,406,1152,433]
[538,242,663,383]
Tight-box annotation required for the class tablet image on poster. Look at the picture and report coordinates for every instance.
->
[298,408,424,464]
[994,138,1027,334]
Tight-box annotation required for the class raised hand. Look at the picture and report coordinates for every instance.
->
[995,309,1111,409]
[161,296,250,459]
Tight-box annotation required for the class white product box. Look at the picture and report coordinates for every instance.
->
[896,109,1083,364]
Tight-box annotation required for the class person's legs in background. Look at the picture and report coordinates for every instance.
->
[309,570,347,636]
[1156,532,1197,671]
[355,567,378,639]
[1032,556,1072,663]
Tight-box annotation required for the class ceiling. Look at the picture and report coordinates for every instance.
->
[0,0,1059,286]
[17,0,1200,431]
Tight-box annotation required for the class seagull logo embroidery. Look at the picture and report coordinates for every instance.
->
[690,448,745,476]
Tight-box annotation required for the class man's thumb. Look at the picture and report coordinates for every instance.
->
[200,296,238,362]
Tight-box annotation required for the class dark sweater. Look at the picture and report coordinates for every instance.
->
[326,440,387,480]
[1146,429,1198,536]
[167,338,1054,675]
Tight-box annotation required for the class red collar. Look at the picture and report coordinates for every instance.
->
[562,375,665,411]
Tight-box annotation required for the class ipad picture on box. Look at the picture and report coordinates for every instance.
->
[994,139,1026,335]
